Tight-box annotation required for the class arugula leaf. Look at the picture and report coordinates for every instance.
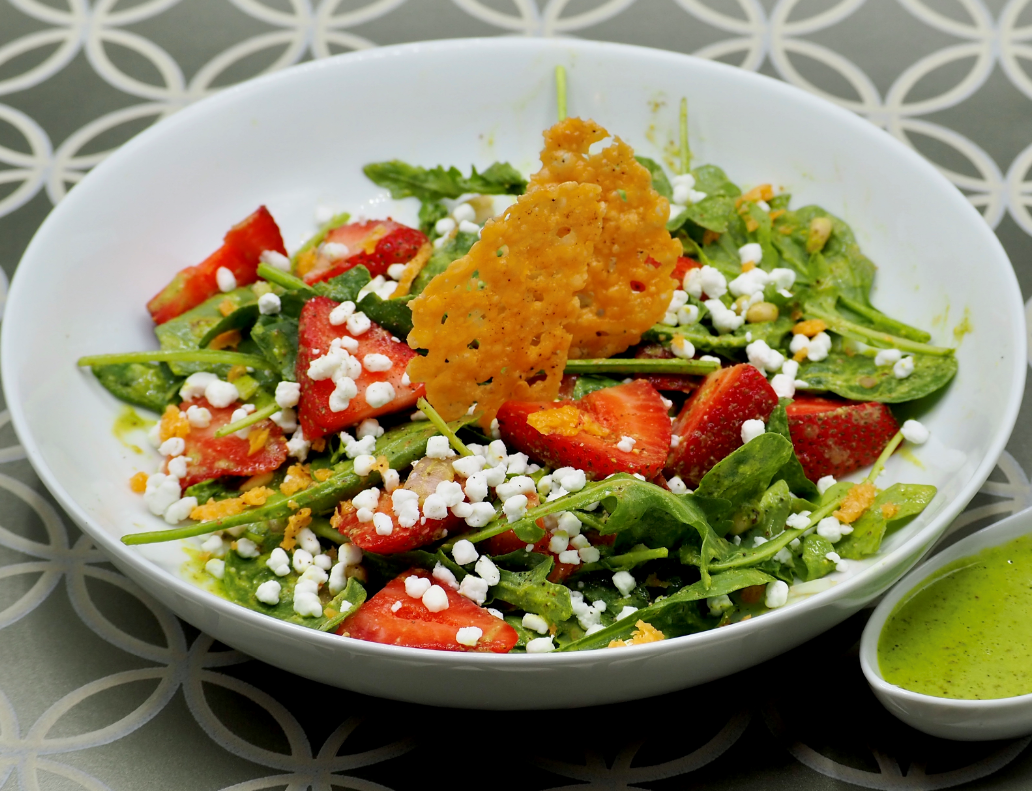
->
[635,156,672,199]
[491,557,573,625]
[363,160,527,202]
[91,362,181,413]
[798,351,957,403]
[184,478,239,503]
[836,483,936,559]
[691,164,742,198]
[668,195,736,233]
[316,266,371,304]
[418,200,449,237]
[559,568,772,651]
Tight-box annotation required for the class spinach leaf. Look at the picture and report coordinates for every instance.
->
[575,544,668,575]
[363,160,526,202]
[767,404,820,500]
[358,293,414,339]
[316,266,371,304]
[668,195,736,234]
[571,374,621,399]
[418,200,449,238]
[184,478,239,503]
[491,557,573,625]
[793,533,836,581]
[250,314,299,381]
[559,568,771,651]
[199,303,260,348]
[91,362,181,413]
[798,352,957,403]
[635,156,671,199]
[220,537,365,631]
[695,433,795,510]
[409,231,478,297]
[753,479,793,540]
[836,483,936,559]
[691,164,741,198]
[154,286,259,376]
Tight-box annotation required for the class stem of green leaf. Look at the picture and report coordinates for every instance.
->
[680,97,691,174]
[257,262,314,294]
[864,430,904,485]
[78,350,275,370]
[417,397,473,457]
[806,306,953,356]
[213,403,278,438]
[564,358,719,375]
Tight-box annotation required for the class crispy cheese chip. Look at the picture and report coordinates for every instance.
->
[408,182,603,425]
[528,118,681,358]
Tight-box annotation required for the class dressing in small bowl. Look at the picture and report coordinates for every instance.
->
[862,509,1032,740]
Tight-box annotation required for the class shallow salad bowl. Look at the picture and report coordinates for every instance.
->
[2,38,1024,709]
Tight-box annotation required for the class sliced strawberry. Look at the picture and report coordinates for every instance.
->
[147,206,285,325]
[497,380,671,480]
[335,458,463,553]
[171,397,287,488]
[301,219,428,284]
[628,345,702,394]
[296,296,424,439]
[666,363,778,486]
[786,396,899,481]
[338,569,518,653]
[672,255,701,284]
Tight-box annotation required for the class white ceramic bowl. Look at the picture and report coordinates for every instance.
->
[2,38,1024,709]
[861,508,1032,741]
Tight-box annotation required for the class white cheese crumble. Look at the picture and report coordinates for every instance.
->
[255,580,281,605]
[765,580,789,609]
[901,419,930,444]
[215,267,237,293]
[740,419,766,444]
[422,585,449,612]
[455,626,483,647]
[612,571,636,597]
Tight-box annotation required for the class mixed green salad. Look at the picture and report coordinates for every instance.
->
[79,90,951,654]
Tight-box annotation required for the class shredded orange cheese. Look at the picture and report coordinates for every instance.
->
[209,330,241,351]
[735,184,774,209]
[313,468,332,482]
[527,118,680,359]
[190,497,247,521]
[608,620,665,648]
[280,464,312,496]
[834,483,878,524]
[247,427,270,456]
[391,242,433,298]
[311,437,326,452]
[702,229,721,246]
[159,405,190,442]
[793,319,828,337]
[408,182,603,425]
[227,365,248,382]
[129,472,148,493]
[280,508,312,550]
[741,261,756,272]
[241,486,275,506]
[527,405,609,438]
[881,502,900,519]
[218,299,236,317]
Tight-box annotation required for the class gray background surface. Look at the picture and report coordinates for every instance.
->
[1,1,1032,788]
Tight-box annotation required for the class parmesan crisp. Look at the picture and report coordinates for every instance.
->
[407,182,603,424]
[528,117,681,358]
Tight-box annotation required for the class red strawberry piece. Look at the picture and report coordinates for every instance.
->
[147,206,286,325]
[296,296,424,439]
[338,568,518,653]
[302,219,428,284]
[335,458,463,553]
[171,397,288,488]
[497,380,671,480]
[666,363,778,487]
[786,396,899,481]
[672,255,701,284]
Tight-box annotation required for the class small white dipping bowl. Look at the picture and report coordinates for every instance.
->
[861,509,1032,741]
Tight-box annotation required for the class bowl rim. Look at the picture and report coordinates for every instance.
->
[860,507,1032,711]
[2,35,1026,667]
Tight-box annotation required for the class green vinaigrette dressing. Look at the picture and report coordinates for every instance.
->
[878,534,1032,700]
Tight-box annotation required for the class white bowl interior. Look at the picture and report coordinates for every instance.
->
[1,38,1023,708]
[861,508,1032,740]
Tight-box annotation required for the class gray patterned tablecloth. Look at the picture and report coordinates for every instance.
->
[2,2,1032,789]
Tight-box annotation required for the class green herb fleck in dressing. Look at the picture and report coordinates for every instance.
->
[878,534,1032,700]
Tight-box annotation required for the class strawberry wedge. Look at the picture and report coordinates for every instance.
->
[147,206,286,325]
[497,380,671,480]
[172,397,288,488]
[666,363,778,486]
[786,396,899,481]
[302,219,428,284]
[296,296,424,439]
